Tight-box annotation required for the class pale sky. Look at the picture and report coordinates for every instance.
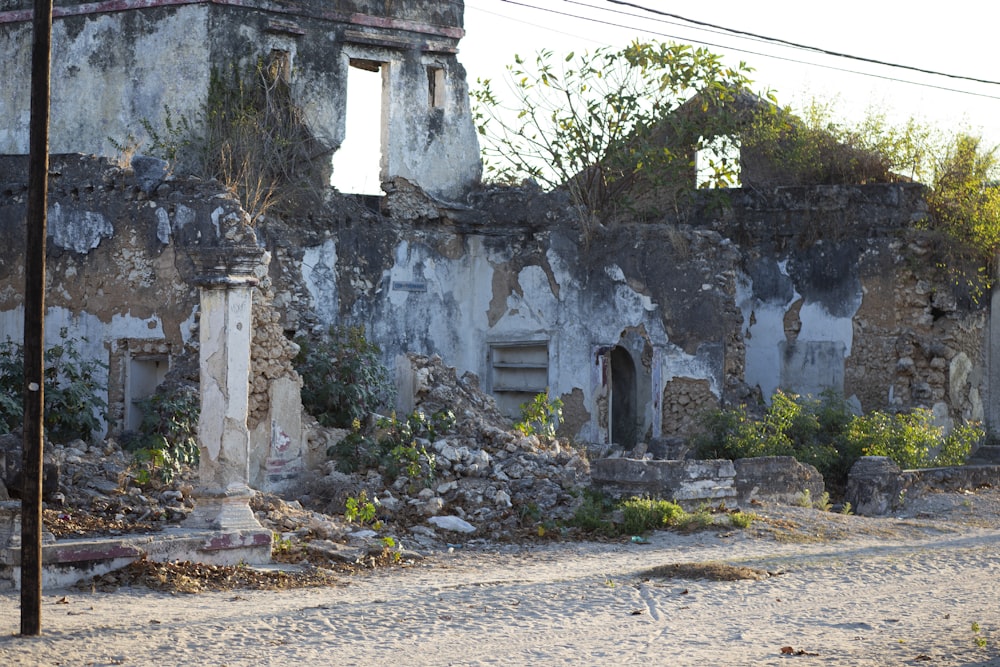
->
[461,0,1000,153]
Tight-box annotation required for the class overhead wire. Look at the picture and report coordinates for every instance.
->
[603,0,1000,87]
[468,0,1000,101]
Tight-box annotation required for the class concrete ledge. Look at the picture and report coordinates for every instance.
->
[734,456,825,506]
[590,458,737,507]
[0,528,272,591]
[846,456,1000,516]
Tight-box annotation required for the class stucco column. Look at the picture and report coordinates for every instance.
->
[185,246,265,531]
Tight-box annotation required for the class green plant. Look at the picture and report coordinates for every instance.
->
[344,490,380,528]
[273,533,293,554]
[471,41,755,218]
[840,502,854,516]
[693,391,979,494]
[0,328,108,443]
[327,409,452,486]
[727,511,757,529]
[514,392,563,438]
[848,409,980,470]
[813,491,832,512]
[125,383,200,485]
[795,489,813,508]
[296,325,395,429]
[620,496,687,534]
[568,489,618,536]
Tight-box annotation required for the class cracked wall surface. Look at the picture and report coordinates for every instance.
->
[0,155,991,452]
[0,0,481,198]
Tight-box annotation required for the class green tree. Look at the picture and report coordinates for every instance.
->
[471,41,756,218]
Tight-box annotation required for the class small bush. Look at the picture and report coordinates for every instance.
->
[620,497,687,534]
[327,409,454,488]
[848,408,980,469]
[296,325,394,429]
[514,392,563,438]
[0,328,108,443]
[693,391,981,495]
[124,383,200,484]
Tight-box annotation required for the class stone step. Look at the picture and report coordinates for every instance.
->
[968,445,1000,465]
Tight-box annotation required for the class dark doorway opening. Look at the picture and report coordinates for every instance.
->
[610,345,637,448]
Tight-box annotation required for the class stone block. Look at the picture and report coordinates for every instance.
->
[590,458,737,507]
[733,456,825,506]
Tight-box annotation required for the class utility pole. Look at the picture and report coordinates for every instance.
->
[21,0,54,636]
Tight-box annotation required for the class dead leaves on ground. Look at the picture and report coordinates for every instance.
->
[78,557,340,594]
[642,562,775,582]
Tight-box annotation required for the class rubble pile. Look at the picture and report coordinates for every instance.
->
[0,354,591,557]
[302,354,591,546]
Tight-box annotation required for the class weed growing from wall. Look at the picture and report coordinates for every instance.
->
[113,53,327,221]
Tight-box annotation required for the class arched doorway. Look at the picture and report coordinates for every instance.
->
[610,345,637,449]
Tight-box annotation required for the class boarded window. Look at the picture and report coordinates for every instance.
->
[427,66,445,108]
[489,342,549,418]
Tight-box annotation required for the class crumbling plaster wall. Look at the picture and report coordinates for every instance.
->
[285,204,744,444]
[286,182,989,443]
[0,155,991,458]
[0,155,300,462]
[0,0,481,198]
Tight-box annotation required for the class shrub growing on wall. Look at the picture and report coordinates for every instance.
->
[471,41,756,217]
[295,325,395,428]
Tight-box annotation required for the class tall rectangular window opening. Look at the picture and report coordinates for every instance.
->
[427,65,445,108]
[489,342,550,418]
[330,58,386,195]
[125,354,169,431]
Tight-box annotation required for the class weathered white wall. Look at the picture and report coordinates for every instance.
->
[304,230,728,443]
[0,7,211,156]
[737,258,860,403]
[0,3,481,197]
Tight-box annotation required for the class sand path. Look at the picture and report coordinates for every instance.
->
[1,505,1000,666]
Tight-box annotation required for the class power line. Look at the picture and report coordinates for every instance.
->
[482,0,1000,101]
[604,0,1000,87]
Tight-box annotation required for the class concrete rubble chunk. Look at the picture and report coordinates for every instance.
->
[428,515,476,533]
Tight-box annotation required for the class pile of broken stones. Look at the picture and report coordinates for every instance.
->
[0,354,592,569]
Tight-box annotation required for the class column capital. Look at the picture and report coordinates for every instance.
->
[189,245,265,288]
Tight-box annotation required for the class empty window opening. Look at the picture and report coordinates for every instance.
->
[610,346,637,449]
[489,342,549,419]
[427,66,445,108]
[695,135,741,188]
[331,58,386,195]
[126,355,169,431]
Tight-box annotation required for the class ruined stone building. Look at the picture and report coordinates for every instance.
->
[0,0,996,488]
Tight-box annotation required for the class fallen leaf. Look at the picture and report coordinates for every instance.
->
[149,619,161,624]
[914,655,932,662]
[56,596,69,605]
[680,589,689,595]
[630,609,644,616]
[781,646,794,655]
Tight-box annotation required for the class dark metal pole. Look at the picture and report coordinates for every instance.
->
[21,0,54,637]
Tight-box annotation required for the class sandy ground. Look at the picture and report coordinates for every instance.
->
[2,491,1000,666]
